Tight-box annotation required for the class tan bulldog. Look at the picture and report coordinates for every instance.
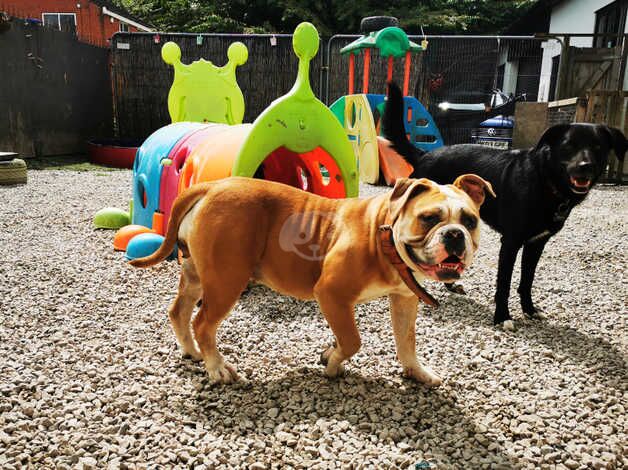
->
[131,175,494,386]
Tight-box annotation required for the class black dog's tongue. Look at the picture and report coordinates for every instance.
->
[570,176,591,189]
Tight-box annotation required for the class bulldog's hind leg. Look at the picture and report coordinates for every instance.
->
[168,258,202,360]
[389,293,442,387]
[191,270,251,384]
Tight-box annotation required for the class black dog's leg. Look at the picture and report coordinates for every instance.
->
[518,240,548,318]
[494,238,521,327]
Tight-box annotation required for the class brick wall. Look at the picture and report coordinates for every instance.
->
[0,0,141,47]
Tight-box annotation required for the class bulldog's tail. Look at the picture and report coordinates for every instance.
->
[129,183,211,268]
[381,81,426,165]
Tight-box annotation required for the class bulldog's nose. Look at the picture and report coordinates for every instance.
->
[442,228,465,257]
[577,161,594,173]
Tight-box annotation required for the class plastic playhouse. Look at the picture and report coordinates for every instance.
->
[95,22,358,261]
[330,18,444,185]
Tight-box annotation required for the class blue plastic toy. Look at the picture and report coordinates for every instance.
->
[132,122,207,229]
[365,94,444,152]
[125,233,177,261]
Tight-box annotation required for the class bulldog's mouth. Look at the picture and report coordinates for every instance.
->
[410,249,465,280]
[569,176,592,194]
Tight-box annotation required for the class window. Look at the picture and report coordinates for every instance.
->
[594,0,628,48]
[42,13,77,34]
[119,22,129,32]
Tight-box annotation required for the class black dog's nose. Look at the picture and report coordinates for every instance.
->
[577,161,594,172]
[442,228,465,257]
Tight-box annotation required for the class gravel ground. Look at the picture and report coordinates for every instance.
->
[0,170,626,470]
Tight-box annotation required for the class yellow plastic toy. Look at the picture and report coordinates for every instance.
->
[343,94,379,184]
[161,41,248,124]
[176,22,359,199]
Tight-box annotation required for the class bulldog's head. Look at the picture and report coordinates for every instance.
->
[389,175,495,282]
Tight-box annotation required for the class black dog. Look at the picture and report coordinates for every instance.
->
[382,82,626,329]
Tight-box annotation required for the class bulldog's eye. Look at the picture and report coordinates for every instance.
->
[461,213,478,230]
[420,214,441,226]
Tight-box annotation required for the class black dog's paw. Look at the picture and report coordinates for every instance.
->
[494,309,514,331]
[523,306,548,320]
[444,283,466,295]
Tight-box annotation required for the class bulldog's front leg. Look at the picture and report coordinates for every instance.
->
[315,291,361,378]
[389,293,442,387]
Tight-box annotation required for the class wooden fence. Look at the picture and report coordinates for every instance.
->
[575,90,627,182]
[0,18,112,157]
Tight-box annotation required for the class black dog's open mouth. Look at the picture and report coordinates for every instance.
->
[569,176,592,194]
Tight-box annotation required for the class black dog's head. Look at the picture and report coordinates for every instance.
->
[535,123,626,197]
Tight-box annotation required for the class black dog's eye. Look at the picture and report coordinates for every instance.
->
[420,214,441,226]
[461,213,478,230]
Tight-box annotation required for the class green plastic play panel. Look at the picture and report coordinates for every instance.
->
[162,41,248,124]
[340,26,426,58]
[232,22,358,198]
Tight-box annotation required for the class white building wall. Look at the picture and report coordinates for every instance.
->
[537,0,622,101]
[497,46,520,95]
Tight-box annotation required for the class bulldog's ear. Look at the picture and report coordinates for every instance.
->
[598,125,627,161]
[534,124,571,153]
[389,178,433,221]
[454,174,496,206]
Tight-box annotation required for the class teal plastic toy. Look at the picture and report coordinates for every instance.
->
[162,41,248,124]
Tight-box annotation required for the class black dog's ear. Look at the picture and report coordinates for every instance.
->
[534,124,571,153]
[598,125,627,161]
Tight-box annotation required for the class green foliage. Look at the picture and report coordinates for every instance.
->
[116,0,536,35]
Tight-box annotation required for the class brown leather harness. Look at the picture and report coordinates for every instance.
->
[378,223,439,308]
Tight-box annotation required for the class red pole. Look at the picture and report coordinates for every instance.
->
[348,53,355,95]
[387,55,394,83]
[403,51,412,96]
[362,49,371,94]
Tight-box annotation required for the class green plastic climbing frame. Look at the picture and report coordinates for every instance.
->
[162,41,248,124]
[232,22,358,197]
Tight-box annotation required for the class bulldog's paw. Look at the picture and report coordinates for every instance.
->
[324,362,345,378]
[319,345,334,366]
[205,361,239,384]
[319,346,346,377]
[181,347,203,361]
[403,364,442,387]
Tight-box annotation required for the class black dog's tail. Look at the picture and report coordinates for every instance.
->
[381,81,425,163]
